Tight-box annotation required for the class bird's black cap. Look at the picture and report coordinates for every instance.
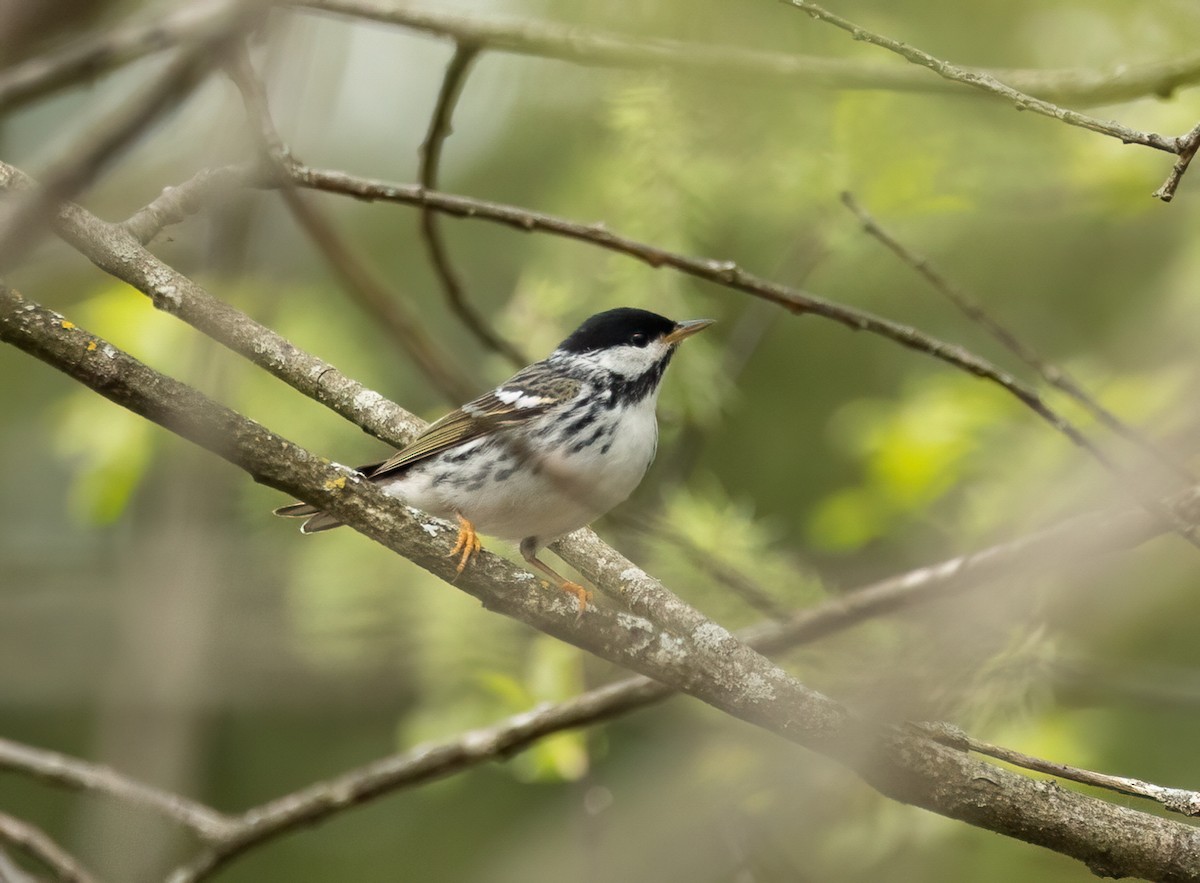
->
[556,308,678,353]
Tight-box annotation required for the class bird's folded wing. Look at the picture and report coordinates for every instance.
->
[367,369,581,481]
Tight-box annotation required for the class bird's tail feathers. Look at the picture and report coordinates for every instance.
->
[273,501,319,518]
[273,459,388,533]
[273,502,345,533]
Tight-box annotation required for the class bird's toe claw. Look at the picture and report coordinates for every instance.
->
[448,514,481,576]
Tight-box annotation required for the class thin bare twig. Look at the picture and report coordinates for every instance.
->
[224,49,478,402]
[782,0,1184,158]
[1154,120,1200,202]
[292,0,1200,108]
[0,737,235,841]
[0,812,98,883]
[840,191,1197,485]
[419,42,526,367]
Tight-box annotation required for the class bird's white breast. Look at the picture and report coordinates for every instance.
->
[378,394,660,548]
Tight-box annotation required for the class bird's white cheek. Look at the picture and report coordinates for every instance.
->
[587,342,668,378]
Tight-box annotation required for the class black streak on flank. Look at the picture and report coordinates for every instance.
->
[569,424,609,455]
[565,407,599,436]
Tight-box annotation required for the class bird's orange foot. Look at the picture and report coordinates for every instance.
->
[556,580,592,615]
[448,513,482,576]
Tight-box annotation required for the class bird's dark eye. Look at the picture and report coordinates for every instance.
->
[630,332,649,347]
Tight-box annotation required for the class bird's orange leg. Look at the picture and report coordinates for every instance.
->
[448,513,482,576]
[519,542,592,614]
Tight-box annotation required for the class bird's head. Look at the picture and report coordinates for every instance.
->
[554,307,714,380]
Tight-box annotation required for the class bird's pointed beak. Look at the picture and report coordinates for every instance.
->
[663,318,715,345]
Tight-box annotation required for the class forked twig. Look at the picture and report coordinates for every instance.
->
[1153,120,1200,202]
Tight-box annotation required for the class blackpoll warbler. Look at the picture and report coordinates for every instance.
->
[276,307,713,610]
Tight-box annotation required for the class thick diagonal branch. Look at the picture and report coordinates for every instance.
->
[6,289,1200,883]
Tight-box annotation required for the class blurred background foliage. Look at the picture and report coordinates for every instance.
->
[3,0,1200,880]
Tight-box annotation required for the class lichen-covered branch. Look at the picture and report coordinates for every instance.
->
[6,286,1200,883]
[4,477,1192,880]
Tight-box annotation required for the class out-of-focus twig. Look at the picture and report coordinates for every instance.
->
[419,42,526,367]
[0,811,98,883]
[0,50,214,270]
[225,49,478,402]
[121,165,255,245]
[12,0,1200,112]
[0,737,235,841]
[292,0,1200,108]
[0,0,260,114]
[841,191,1197,485]
[0,846,38,883]
[0,0,266,271]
